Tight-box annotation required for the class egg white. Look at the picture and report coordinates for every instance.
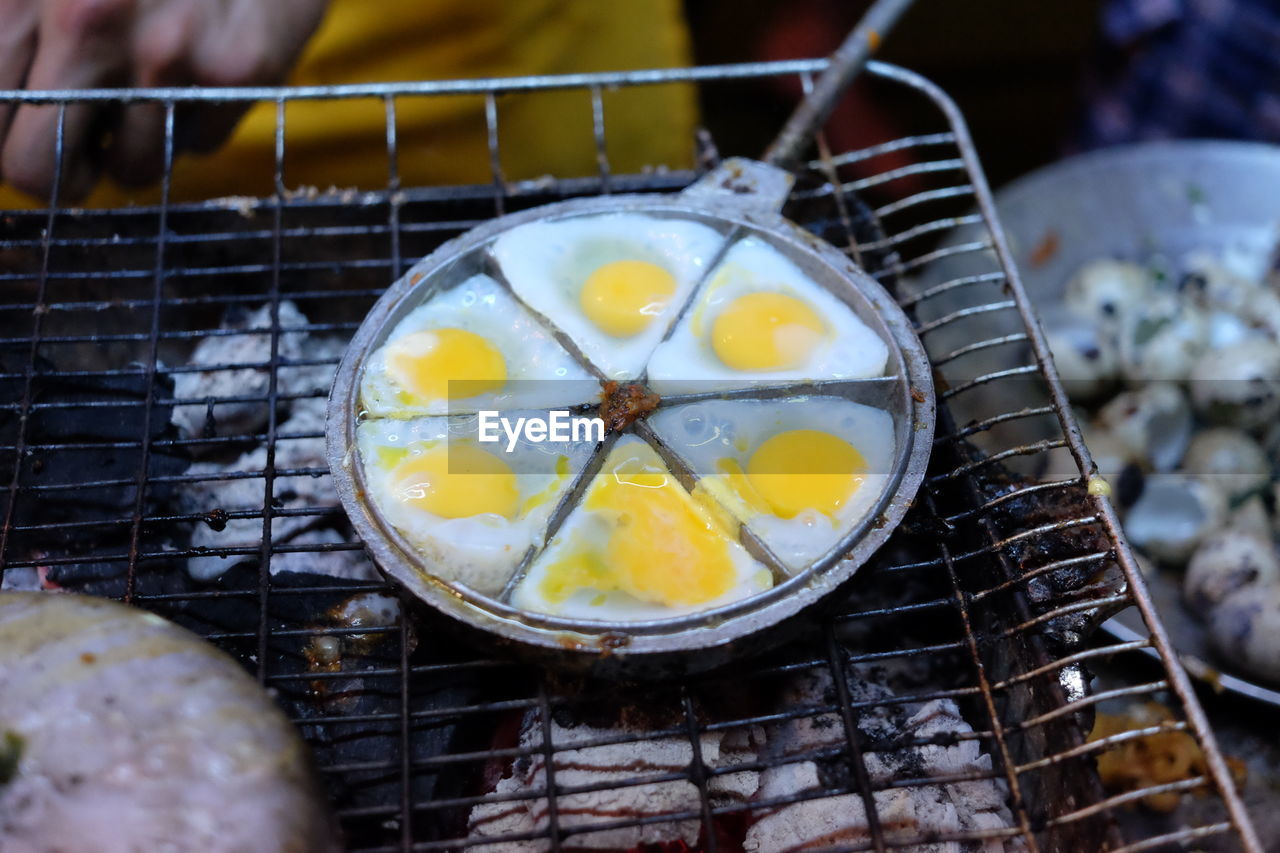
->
[357,415,595,595]
[359,274,597,418]
[649,397,897,572]
[511,436,771,621]
[646,237,890,394]
[490,213,727,380]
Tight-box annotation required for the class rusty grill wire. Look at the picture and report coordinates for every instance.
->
[0,60,1264,852]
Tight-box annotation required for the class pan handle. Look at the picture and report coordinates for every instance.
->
[762,0,915,171]
[680,157,796,214]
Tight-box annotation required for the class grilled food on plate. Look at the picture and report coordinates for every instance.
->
[0,592,340,853]
[1045,252,1280,684]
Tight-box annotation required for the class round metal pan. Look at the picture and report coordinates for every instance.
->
[327,157,935,676]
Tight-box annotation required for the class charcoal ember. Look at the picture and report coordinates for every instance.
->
[178,396,335,581]
[276,335,347,401]
[169,300,311,440]
[745,664,1022,853]
[267,528,378,582]
[464,661,1018,853]
[467,700,761,851]
[167,320,352,583]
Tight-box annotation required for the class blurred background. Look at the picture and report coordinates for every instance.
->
[689,0,1102,187]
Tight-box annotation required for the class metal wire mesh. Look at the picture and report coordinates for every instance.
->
[0,59,1263,852]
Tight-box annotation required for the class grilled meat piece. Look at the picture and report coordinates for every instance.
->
[0,592,340,853]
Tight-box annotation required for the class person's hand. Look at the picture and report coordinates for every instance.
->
[0,0,329,201]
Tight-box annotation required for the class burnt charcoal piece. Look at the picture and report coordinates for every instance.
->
[43,559,190,600]
[457,660,1024,853]
[971,461,1125,650]
[18,361,187,521]
[1,357,191,596]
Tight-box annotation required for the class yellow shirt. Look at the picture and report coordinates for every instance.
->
[1,0,696,207]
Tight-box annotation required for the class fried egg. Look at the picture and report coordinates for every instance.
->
[646,237,889,393]
[357,415,595,595]
[512,436,772,620]
[490,214,727,379]
[650,397,897,572]
[359,274,596,418]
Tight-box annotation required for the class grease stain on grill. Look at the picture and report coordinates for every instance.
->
[203,507,229,531]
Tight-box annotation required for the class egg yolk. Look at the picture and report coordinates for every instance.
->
[392,444,518,520]
[744,430,866,519]
[579,260,677,338]
[711,292,825,371]
[385,328,507,403]
[539,444,737,608]
[712,457,772,518]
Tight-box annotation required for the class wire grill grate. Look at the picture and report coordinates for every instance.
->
[0,60,1263,852]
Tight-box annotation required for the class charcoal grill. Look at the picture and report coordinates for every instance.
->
[0,57,1264,852]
